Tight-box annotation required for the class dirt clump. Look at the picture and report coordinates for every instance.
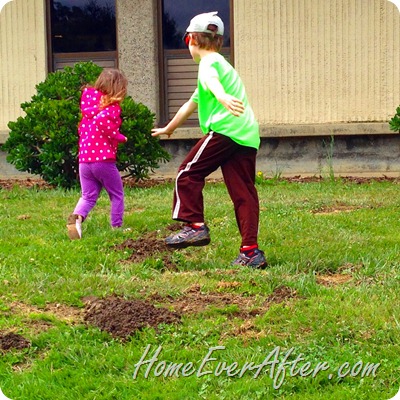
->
[113,227,183,270]
[265,285,298,304]
[83,296,181,340]
[0,332,31,351]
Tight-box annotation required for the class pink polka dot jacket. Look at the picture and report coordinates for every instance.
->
[78,87,127,163]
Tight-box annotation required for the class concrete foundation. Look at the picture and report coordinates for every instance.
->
[154,134,400,179]
[154,122,400,179]
[1,123,399,180]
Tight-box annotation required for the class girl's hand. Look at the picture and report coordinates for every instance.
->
[151,127,174,137]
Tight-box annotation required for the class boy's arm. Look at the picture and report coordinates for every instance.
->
[152,99,197,137]
[205,76,245,117]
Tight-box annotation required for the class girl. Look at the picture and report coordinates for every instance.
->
[67,68,128,240]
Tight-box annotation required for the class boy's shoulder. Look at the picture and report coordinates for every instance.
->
[200,52,227,69]
[201,52,224,62]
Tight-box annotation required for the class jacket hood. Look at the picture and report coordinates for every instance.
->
[80,87,103,118]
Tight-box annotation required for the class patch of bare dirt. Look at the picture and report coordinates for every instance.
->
[0,177,172,190]
[315,263,362,286]
[113,230,178,270]
[216,281,242,290]
[1,286,300,343]
[0,332,31,351]
[264,285,298,304]
[227,320,267,341]
[10,301,83,324]
[113,224,185,269]
[150,284,299,320]
[316,274,353,286]
[156,283,255,316]
[0,178,53,190]
[280,175,400,184]
[2,175,400,191]
[123,177,174,188]
[83,296,180,340]
[311,204,365,215]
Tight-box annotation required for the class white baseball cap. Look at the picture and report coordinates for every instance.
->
[186,11,224,36]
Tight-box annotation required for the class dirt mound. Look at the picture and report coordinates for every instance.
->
[83,297,180,340]
[2,286,299,344]
[0,332,31,351]
[82,287,298,341]
[113,226,183,270]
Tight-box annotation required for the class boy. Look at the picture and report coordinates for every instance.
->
[152,11,267,269]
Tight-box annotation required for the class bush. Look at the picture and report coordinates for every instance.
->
[3,62,170,188]
[389,106,400,133]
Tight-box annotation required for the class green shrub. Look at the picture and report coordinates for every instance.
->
[3,62,170,188]
[389,106,400,133]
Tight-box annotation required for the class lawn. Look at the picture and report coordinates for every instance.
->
[0,177,399,400]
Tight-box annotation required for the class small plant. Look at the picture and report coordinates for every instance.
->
[322,135,335,181]
[255,170,265,184]
[255,169,283,185]
[3,62,170,188]
[389,106,400,133]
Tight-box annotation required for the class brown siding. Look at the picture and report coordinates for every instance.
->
[165,56,198,121]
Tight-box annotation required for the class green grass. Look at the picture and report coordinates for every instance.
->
[0,178,399,399]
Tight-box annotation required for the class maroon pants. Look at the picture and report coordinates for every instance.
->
[172,132,259,247]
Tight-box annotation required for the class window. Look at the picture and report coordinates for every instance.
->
[160,0,232,124]
[48,0,117,71]
[162,1,231,50]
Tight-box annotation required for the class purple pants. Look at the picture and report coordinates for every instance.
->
[73,162,124,227]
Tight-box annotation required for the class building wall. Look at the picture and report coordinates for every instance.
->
[117,0,160,115]
[1,0,399,179]
[0,0,47,132]
[234,0,400,125]
[1,0,399,132]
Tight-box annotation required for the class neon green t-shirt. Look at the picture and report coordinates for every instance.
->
[190,52,260,149]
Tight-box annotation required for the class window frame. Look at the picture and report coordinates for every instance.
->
[157,0,234,125]
[46,0,118,72]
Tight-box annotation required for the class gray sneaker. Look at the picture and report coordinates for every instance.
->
[231,249,268,269]
[165,224,211,248]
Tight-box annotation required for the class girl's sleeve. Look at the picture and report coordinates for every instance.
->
[95,105,127,142]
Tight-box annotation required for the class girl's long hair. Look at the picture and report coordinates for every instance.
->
[93,68,128,109]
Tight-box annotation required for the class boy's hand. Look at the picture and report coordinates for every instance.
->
[151,127,174,138]
[206,76,245,117]
[219,94,245,117]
